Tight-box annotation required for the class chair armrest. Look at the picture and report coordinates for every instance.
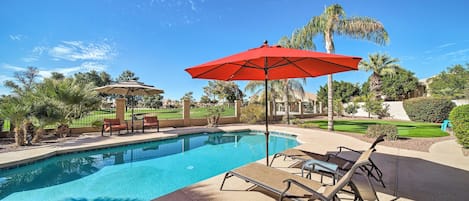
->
[337,146,363,154]
[282,179,328,201]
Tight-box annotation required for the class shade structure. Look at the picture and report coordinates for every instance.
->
[185,41,361,165]
[94,80,164,133]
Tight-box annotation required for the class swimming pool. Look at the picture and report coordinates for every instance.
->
[0,131,298,201]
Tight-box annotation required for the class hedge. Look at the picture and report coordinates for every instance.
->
[449,105,469,148]
[403,97,455,123]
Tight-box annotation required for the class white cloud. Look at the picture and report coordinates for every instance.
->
[188,0,196,11]
[48,41,115,61]
[9,34,25,41]
[2,64,26,71]
[0,75,14,82]
[38,62,108,78]
[22,46,48,63]
[437,42,456,49]
[443,48,469,57]
[80,62,107,71]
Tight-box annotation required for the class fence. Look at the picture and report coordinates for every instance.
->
[0,101,237,132]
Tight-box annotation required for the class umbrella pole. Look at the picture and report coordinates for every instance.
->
[131,96,134,133]
[264,78,269,166]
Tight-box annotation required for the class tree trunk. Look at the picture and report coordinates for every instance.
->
[56,123,70,138]
[327,74,334,131]
[370,73,382,100]
[283,80,290,124]
[23,121,35,145]
[33,128,46,143]
[14,127,25,146]
[325,31,335,131]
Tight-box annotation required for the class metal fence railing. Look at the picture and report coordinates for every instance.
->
[0,102,237,132]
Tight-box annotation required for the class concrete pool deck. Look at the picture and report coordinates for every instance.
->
[1,124,468,200]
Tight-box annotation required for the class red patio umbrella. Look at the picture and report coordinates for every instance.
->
[185,41,361,165]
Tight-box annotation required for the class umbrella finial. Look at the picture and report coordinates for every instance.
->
[263,40,268,45]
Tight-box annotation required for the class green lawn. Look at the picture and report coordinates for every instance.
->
[301,120,448,138]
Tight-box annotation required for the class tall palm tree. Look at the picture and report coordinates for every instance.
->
[302,4,389,131]
[359,53,400,100]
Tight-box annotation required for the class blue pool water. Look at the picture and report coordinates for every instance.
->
[0,131,298,201]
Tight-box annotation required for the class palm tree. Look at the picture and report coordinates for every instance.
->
[245,79,306,123]
[39,78,100,137]
[277,29,314,124]
[0,96,31,146]
[359,53,400,100]
[302,4,389,131]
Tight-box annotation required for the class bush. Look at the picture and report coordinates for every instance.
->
[449,105,469,148]
[403,97,455,123]
[291,118,303,125]
[298,122,319,128]
[366,124,398,141]
[240,104,265,124]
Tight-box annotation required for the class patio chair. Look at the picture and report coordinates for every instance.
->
[142,116,159,133]
[220,148,376,201]
[270,135,386,188]
[101,118,128,136]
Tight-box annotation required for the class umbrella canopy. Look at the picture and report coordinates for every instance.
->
[94,80,164,96]
[185,41,361,165]
[94,80,164,133]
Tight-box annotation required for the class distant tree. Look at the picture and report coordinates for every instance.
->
[317,81,360,104]
[359,53,400,100]
[199,95,212,104]
[203,81,243,103]
[344,102,360,116]
[381,68,419,100]
[363,94,383,118]
[429,64,469,99]
[50,72,65,80]
[4,66,39,95]
[143,94,163,109]
[117,70,139,82]
[300,4,389,131]
[181,91,195,102]
[74,70,112,87]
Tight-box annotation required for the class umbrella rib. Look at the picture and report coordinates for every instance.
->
[192,61,263,79]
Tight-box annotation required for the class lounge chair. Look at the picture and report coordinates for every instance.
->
[270,135,386,188]
[220,148,377,201]
[101,118,128,136]
[142,116,159,133]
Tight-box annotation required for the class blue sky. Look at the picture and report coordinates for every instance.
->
[1,0,468,100]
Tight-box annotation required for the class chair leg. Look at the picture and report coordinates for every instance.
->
[220,172,231,190]
[157,124,159,132]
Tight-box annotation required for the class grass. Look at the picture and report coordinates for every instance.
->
[301,119,448,138]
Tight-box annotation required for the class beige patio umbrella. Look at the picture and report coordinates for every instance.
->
[94,80,164,132]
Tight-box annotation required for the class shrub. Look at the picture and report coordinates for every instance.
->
[240,104,265,124]
[366,124,398,141]
[449,105,469,148]
[291,118,303,125]
[403,97,455,123]
[298,122,319,128]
